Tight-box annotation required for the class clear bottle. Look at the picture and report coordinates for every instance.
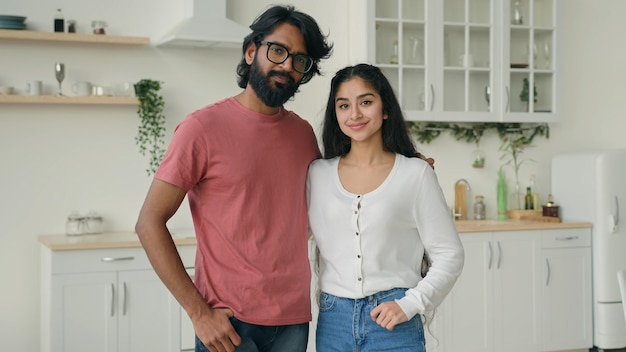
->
[512,1,523,25]
[473,195,486,220]
[54,9,64,33]
[524,186,534,210]
[389,39,399,64]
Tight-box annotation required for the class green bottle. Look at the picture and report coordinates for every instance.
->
[497,168,508,219]
[525,186,534,210]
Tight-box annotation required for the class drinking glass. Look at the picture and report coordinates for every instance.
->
[55,63,65,96]
[543,43,551,69]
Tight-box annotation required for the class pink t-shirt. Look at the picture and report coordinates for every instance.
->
[156,97,320,325]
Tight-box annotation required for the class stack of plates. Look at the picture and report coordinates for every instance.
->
[0,15,27,30]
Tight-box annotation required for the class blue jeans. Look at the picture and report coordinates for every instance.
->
[195,317,308,352]
[316,288,425,352]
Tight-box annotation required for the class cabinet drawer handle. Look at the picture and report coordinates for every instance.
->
[556,236,579,241]
[110,283,115,317]
[496,241,502,269]
[101,256,135,262]
[488,241,493,270]
[122,282,128,316]
[545,258,551,286]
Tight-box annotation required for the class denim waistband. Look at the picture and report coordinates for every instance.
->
[323,287,408,304]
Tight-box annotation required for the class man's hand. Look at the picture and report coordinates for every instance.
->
[417,152,435,170]
[194,308,241,352]
[370,301,409,331]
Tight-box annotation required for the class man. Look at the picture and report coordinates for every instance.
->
[135,5,333,352]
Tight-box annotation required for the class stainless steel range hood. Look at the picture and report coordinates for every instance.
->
[157,0,249,48]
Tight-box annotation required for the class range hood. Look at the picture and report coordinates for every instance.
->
[157,0,250,48]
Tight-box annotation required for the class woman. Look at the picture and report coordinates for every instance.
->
[307,64,464,351]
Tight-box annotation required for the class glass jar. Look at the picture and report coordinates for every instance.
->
[84,211,103,234]
[473,195,486,220]
[66,211,84,236]
[91,20,107,35]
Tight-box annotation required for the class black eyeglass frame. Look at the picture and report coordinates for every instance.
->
[259,40,313,74]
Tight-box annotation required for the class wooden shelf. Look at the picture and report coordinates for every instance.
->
[0,95,138,105]
[0,29,149,45]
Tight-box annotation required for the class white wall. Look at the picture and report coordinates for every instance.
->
[0,0,625,350]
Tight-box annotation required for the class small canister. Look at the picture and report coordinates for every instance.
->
[542,194,560,218]
[84,211,103,234]
[66,211,84,236]
[91,20,107,35]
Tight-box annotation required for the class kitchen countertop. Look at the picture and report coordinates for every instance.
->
[38,220,592,251]
[38,230,197,251]
[454,219,592,233]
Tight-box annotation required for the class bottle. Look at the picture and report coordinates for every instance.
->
[389,39,399,64]
[54,9,64,33]
[524,186,534,210]
[529,174,539,210]
[473,195,486,220]
[512,0,523,25]
[67,20,76,33]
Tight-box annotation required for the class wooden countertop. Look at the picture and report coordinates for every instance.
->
[39,221,592,251]
[455,220,592,233]
[38,231,196,251]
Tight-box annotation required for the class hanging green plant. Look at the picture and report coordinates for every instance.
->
[134,79,166,176]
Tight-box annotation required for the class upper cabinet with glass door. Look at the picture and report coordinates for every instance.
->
[369,0,430,117]
[365,0,558,123]
[440,0,495,122]
[502,0,557,122]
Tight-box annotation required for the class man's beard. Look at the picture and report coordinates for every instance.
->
[249,59,300,108]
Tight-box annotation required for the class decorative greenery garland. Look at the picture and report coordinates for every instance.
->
[406,121,549,146]
[134,79,166,176]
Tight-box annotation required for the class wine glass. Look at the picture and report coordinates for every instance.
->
[543,42,551,69]
[55,63,65,96]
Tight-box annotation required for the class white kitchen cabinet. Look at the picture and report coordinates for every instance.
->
[540,228,593,351]
[441,230,541,352]
[40,238,196,352]
[360,0,558,122]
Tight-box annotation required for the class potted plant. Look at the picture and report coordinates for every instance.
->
[497,123,548,210]
[520,78,537,112]
[134,79,166,176]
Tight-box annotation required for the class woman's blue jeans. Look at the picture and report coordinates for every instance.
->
[195,316,308,352]
[316,288,425,352]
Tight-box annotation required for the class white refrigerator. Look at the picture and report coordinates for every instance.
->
[552,149,626,350]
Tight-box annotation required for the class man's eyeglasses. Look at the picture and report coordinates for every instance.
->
[260,41,313,74]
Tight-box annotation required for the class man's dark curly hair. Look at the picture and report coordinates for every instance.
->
[236,5,333,88]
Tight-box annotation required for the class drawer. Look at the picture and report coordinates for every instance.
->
[48,245,196,274]
[541,228,591,249]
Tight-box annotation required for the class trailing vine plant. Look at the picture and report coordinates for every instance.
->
[407,121,549,146]
[134,79,166,176]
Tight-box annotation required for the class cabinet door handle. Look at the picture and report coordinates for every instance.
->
[545,258,551,286]
[505,86,510,112]
[556,236,579,241]
[101,256,135,262]
[429,84,435,111]
[110,283,115,317]
[496,241,502,269]
[488,241,493,270]
[122,282,128,315]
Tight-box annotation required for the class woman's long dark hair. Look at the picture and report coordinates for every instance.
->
[236,5,333,88]
[321,64,417,159]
